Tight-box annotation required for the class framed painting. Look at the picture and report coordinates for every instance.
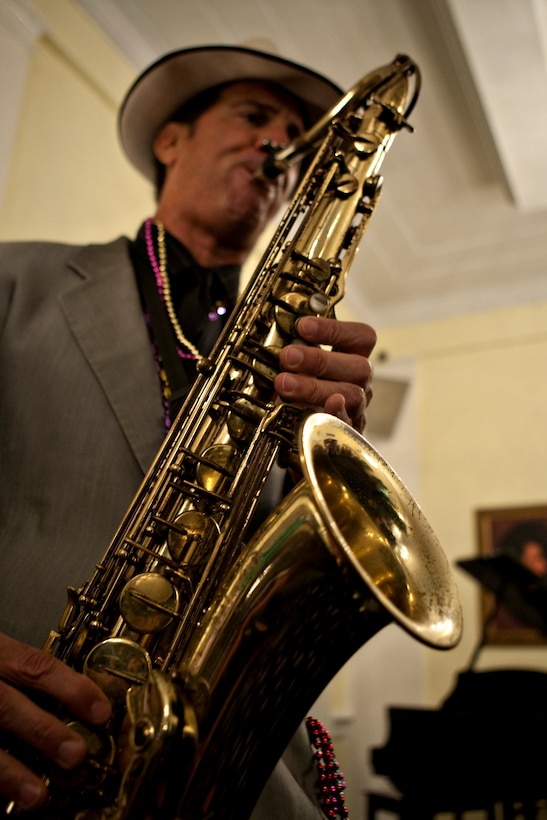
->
[475,505,547,645]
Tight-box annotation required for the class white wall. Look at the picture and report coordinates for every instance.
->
[0,0,153,243]
[0,0,47,206]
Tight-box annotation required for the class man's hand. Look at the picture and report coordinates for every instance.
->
[0,634,111,812]
[275,316,376,433]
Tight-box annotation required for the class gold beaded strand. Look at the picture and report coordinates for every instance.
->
[155,221,201,361]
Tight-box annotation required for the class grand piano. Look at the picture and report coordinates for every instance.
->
[368,555,547,818]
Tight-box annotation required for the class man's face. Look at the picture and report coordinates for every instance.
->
[521,541,547,577]
[154,81,305,254]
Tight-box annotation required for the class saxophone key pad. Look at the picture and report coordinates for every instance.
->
[167,509,219,564]
[84,637,152,708]
[119,572,179,633]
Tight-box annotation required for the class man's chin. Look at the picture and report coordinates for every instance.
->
[231,192,277,230]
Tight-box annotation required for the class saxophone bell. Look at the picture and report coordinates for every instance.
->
[118,413,461,819]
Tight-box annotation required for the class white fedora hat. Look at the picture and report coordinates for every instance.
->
[118,44,343,182]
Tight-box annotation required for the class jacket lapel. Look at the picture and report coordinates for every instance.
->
[60,237,165,474]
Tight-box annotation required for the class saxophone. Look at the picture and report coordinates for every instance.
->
[13,55,462,819]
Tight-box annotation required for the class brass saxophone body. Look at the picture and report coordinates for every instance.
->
[21,55,461,819]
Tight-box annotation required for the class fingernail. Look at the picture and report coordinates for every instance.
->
[297,316,318,338]
[280,374,298,394]
[17,781,45,810]
[57,737,86,768]
[284,346,304,366]
[90,697,111,723]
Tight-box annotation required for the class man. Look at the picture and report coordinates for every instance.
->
[0,45,376,815]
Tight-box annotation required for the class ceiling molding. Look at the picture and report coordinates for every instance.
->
[0,0,48,47]
[74,0,157,68]
[445,0,547,212]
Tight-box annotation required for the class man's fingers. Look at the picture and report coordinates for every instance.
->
[276,372,367,429]
[0,748,48,812]
[0,676,91,813]
[296,316,377,356]
[0,679,89,769]
[0,634,111,726]
[276,316,375,431]
[0,634,113,811]
[280,344,372,390]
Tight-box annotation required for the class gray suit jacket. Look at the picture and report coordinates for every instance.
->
[0,237,324,819]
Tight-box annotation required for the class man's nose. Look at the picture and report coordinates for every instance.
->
[258,120,293,151]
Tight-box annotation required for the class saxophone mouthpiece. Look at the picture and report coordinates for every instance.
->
[255,140,290,182]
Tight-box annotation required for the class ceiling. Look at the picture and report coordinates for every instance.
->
[77,0,547,330]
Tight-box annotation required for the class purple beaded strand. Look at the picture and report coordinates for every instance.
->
[306,716,349,819]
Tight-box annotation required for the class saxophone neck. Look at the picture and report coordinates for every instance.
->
[256,53,420,181]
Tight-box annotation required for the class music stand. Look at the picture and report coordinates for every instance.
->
[457,554,547,666]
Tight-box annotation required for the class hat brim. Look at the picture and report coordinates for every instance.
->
[118,45,343,182]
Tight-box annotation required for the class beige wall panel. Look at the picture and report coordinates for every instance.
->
[378,303,547,705]
[0,37,152,244]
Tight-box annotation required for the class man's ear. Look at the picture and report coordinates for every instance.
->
[153,121,186,166]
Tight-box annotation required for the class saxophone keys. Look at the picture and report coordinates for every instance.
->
[119,573,179,633]
[64,720,117,786]
[274,289,331,336]
[84,637,152,708]
[196,444,238,493]
[167,509,219,564]
[334,172,359,198]
[227,397,267,444]
[307,291,330,315]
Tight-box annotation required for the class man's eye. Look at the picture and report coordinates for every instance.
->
[287,124,302,141]
[241,110,266,126]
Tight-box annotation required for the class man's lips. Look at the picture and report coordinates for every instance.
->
[239,154,281,184]
[238,162,280,198]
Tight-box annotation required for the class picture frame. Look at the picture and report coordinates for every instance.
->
[476,505,547,645]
